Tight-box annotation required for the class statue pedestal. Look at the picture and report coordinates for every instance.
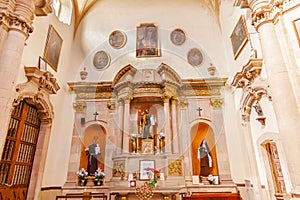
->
[86,176,95,186]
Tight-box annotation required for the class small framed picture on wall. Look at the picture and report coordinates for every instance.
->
[38,56,47,71]
[293,18,300,47]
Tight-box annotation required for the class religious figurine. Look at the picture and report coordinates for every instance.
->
[140,109,155,138]
[85,136,101,176]
[198,140,212,177]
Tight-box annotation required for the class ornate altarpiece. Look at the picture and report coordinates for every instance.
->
[65,63,236,197]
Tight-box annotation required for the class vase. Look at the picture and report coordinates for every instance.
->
[79,179,87,186]
[94,180,103,186]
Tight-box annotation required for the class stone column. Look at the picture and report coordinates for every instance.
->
[210,98,234,185]
[122,96,131,154]
[171,97,179,154]
[0,0,14,51]
[250,1,300,194]
[162,95,171,153]
[179,100,192,179]
[117,99,124,154]
[241,115,263,200]
[0,0,34,156]
[64,103,86,187]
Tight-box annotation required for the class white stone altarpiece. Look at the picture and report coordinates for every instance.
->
[64,63,238,199]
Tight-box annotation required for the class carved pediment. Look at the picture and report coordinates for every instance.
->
[15,67,60,122]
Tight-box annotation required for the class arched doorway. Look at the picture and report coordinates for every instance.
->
[0,101,41,199]
[79,124,106,174]
[190,122,218,176]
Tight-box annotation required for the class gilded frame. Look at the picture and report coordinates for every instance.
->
[141,139,154,154]
[43,25,63,72]
[136,23,160,57]
[139,160,155,180]
[293,18,300,47]
[230,16,249,60]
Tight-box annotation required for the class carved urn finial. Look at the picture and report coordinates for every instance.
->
[80,67,88,81]
[208,64,216,77]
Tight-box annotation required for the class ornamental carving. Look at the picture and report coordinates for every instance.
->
[168,159,183,176]
[249,0,283,30]
[210,98,224,109]
[73,102,86,112]
[15,67,60,122]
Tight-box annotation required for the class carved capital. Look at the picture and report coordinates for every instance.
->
[210,98,224,109]
[171,96,178,105]
[123,96,133,104]
[107,100,116,112]
[117,98,124,106]
[0,13,9,31]
[161,94,171,103]
[250,0,283,30]
[0,0,35,37]
[179,99,188,109]
[73,102,86,112]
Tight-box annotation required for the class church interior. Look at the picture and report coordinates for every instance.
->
[0,0,300,199]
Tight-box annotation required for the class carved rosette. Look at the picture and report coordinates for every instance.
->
[210,98,224,109]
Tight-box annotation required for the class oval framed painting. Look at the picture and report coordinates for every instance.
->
[93,50,111,70]
[187,48,203,67]
[170,28,186,46]
[109,30,127,49]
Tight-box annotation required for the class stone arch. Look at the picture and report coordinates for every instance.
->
[190,121,219,177]
[79,123,107,174]
[240,85,270,121]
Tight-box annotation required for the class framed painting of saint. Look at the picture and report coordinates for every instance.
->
[43,25,63,72]
[230,16,249,59]
[136,23,160,57]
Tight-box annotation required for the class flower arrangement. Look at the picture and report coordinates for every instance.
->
[94,168,105,181]
[77,168,88,183]
[144,167,160,187]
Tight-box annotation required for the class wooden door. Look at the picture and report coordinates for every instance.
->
[0,101,41,199]
[265,142,286,194]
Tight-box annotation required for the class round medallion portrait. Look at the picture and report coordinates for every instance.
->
[170,28,186,45]
[93,50,110,70]
[187,48,203,67]
[109,30,127,49]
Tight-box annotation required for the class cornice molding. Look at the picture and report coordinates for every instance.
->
[231,58,263,88]
[33,0,52,16]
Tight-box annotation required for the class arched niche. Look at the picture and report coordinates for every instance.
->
[190,122,219,176]
[79,124,107,172]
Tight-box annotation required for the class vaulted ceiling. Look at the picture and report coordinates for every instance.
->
[71,0,221,35]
